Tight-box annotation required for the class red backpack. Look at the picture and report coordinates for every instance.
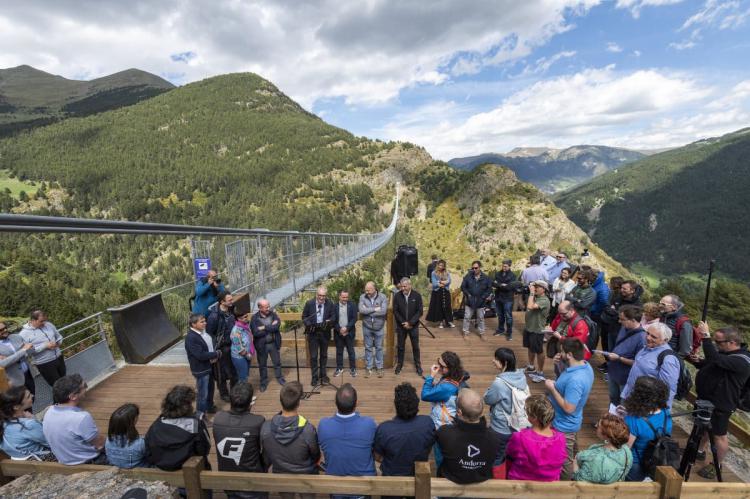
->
[673,315,702,355]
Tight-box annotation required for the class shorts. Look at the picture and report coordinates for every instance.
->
[523,330,545,354]
[711,408,731,436]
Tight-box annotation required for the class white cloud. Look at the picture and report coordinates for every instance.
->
[0,0,601,108]
[633,50,642,56]
[515,50,577,77]
[616,0,685,18]
[682,0,750,31]
[380,66,716,158]
[606,42,623,52]
[669,40,697,49]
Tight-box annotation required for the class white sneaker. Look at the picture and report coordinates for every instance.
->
[333,368,343,377]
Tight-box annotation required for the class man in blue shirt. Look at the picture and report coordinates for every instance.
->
[621,322,680,408]
[605,305,646,406]
[374,382,435,477]
[318,383,376,498]
[545,338,594,480]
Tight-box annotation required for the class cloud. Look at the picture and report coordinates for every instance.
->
[515,50,577,78]
[633,50,642,56]
[681,0,750,31]
[0,0,602,108]
[669,40,697,49]
[606,42,623,52]
[616,0,685,18]
[170,51,197,63]
[379,66,715,158]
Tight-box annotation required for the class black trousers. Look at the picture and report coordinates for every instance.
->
[334,331,356,370]
[36,356,66,387]
[215,345,238,397]
[24,369,36,395]
[307,330,329,384]
[396,326,421,369]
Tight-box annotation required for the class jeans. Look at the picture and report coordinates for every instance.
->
[195,371,215,413]
[334,331,356,370]
[463,305,486,334]
[495,300,513,334]
[232,355,252,383]
[363,325,384,369]
[608,378,625,406]
[396,326,420,369]
[626,462,646,481]
[255,338,283,387]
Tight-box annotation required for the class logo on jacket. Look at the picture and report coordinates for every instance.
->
[467,444,480,458]
[218,437,246,465]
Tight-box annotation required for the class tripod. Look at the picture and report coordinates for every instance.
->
[419,319,436,339]
[678,402,723,482]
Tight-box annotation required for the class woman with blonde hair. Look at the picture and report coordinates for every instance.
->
[426,259,454,328]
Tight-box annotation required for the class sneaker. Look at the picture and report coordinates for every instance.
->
[260,384,268,393]
[277,377,286,386]
[530,373,546,383]
[333,368,343,377]
[364,368,372,378]
[395,366,402,375]
[322,376,331,384]
[438,323,445,329]
[506,334,513,341]
[377,368,384,378]
[350,369,357,377]
[525,364,535,372]
[447,322,455,328]
[494,330,503,336]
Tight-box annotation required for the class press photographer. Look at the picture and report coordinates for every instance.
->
[687,321,750,479]
[192,269,226,316]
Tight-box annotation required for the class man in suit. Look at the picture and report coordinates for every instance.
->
[333,289,358,378]
[0,321,35,394]
[303,286,336,386]
[393,277,424,376]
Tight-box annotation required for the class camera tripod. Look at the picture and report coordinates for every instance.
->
[678,403,723,482]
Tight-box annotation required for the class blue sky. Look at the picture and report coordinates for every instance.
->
[2,0,749,159]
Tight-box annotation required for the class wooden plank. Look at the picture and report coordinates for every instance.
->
[430,477,660,499]
[656,466,684,499]
[681,482,750,498]
[0,461,116,477]
[183,456,208,499]
[414,461,431,499]
[199,471,415,495]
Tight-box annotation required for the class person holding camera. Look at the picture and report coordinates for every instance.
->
[688,321,750,479]
[192,269,225,317]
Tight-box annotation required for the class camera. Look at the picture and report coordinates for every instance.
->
[694,399,714,422]
[214,277,222,283]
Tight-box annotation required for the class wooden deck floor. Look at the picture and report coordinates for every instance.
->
[81,312,740,483]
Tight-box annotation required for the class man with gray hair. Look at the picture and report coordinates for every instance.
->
[302,286,335,386]
[659,294,694,358]
[359,281,388,378]
[393,277,423,376]
[435,388,502,484]
[620,322,681,408]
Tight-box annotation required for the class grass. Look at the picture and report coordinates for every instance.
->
[0,169,38,198]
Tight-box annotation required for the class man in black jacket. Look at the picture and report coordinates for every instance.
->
[426,254,438,284]
[689,322,750,478]
[600,280,643,351]
[436,388,502,484]
[184,313,220,414]
[461,260,493,339]
[302,286,336,386]
[214,383,267,499]
[393,277,423,376]
[207,291,238,402]
[333,290,358,378]
[492,259,517,339]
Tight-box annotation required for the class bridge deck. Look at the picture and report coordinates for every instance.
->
[81,313,740,484]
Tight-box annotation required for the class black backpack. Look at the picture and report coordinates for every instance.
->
[571,314,600,352]
[732,352,750,412]
[639,412,681,478]
[657,350,693,400]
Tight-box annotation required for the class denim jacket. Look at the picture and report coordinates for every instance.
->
[105,436,149,468]
[1,418,51,458]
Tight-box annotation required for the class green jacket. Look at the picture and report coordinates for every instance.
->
[573,444,632,484]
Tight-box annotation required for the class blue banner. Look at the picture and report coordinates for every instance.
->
[193,258,211,279]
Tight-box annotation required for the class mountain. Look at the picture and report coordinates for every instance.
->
[0,65,175,137]
[0,72,628,323]
[554,127,750,280]
[448,145,646,194]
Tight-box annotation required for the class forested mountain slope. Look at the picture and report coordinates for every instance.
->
[554,128,750,280]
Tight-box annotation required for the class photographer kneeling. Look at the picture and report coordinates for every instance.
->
[688,321,750,479]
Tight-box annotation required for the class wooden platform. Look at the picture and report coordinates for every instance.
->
[81,312,741,483]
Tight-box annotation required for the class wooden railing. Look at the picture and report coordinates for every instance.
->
[2,457,748,499]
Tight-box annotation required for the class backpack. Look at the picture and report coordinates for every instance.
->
[672,315,703,355]
[639,412,681,478]
[657,350,693,400]
[731,352,750,412]
[499,377,531,431]
[437,379,461,426]
[571,315,600,352]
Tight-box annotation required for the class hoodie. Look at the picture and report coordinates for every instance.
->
[145,415,211,471]
[20,322,63,365]
[484,370,529,435]
[506,427,568,481]
[260,414,320,474]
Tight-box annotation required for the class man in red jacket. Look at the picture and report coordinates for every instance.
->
[550,300,591,361]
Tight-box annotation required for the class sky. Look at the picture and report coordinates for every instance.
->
[2,0,749,160]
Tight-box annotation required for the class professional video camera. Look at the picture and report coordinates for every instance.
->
[678,399,722,482]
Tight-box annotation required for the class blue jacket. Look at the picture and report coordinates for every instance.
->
[484,370,529,435]
[590,271,610,317]
[0,418,50,458]
[192,278,225,316]
[333,301,357,335]
[460,271,493,309]
[318,413,377,476]
[422,375,470,429]
[184,329,219,376]
[250,311,282,350]
[431,271,452,291]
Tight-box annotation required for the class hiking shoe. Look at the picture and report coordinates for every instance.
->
[377,368,384,378]
[350,369,357,377]
[364,368,372,378]
[697,464,719,479]
[333,369,343,377]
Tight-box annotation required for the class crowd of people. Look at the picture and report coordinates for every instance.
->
[0,254,749,495]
